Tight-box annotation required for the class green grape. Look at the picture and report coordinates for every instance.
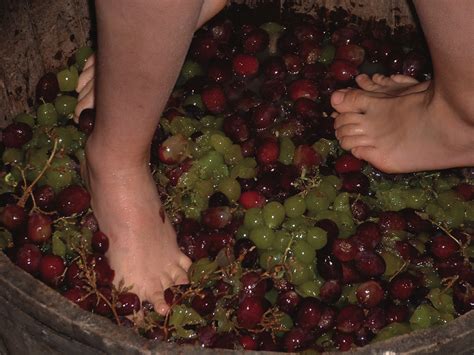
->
[286,258,314,285]
[437,190,461,208]
[198,150,224,179]
[265,288,278,305]
[199,115,218,129]
[305,227,327,249]
[317,180,338,203]
[75,46,94,71]
[273,230,292,252]
[464,202,474,222]
[380,251,405,277]
[218,177,241,202]
[263,201,285,229]
[169,116,197,137]
[259,250,282,270]
[53,126,74,153]
[9,166,23,184]
[2,148,24,165]
[194,179,214,198]
[183,204,200,220]
[443,204,465,228]
[312,138,336,161]
[57,66,79,92]
[180,60,204,82]
[401,188,429,210]
[318,44,336,65]
[224,144,243,166]
[26,148,49,169]
[13,113,35,127]
[54,95,77,117]
[422,269,442,289]
[183,94,204,110]
[321,175,342,191]
[236,226,250,240]
[42,168,73,193]
[374,323,411,342]
[434,176,460,192]
[211,164,229,183]
[333,192,351,214]
[278,312,294,333]
[427,288,455,315]
[296,279,323,298]
[292,240,315,264]
[278,137,295,165]
[305,189,330,213]
[75,149,85,165]
[410,304,440,330]
[284,195,306,218]
[210,133,232,154]
[214,115,224,130]
[260,22,284,35]
[177,169,199,189]
[244,208,264,229]
[282,216,309,231]
[37,103,58,126]
[426,202,444,222]
[249,226,275,249]
[230,164,256,179]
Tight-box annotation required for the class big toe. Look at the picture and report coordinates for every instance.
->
[331,89,376,113]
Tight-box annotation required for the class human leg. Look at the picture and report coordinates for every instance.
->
[85,0,226,315]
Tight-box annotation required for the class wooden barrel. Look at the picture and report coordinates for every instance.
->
[0,0,473,353]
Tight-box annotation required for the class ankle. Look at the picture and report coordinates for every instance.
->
[85,134,151,173]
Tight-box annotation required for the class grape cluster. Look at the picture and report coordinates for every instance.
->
[1,3,473,353]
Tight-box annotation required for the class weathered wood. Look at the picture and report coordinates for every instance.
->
[0,251,473,354]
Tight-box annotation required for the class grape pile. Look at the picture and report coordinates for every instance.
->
[1,4,473,353]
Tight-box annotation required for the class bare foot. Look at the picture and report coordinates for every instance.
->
[355,73,430,96]
[331,86,474,173]
[84,139,191,315]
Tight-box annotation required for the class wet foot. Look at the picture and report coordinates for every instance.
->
[83,140,191,315]
[331,86,474,173]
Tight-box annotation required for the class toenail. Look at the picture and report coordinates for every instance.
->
[332,91,346,105]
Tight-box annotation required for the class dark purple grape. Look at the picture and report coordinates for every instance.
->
[2,122,33,148]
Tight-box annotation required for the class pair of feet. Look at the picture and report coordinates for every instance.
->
[76,59,474,315]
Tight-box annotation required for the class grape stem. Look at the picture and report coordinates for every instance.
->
[17,138,59,208]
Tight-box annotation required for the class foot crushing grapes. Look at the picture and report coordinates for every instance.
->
[331,0,474,173]
[75,0,226,315]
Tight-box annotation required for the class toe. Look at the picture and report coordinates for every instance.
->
[83,54,95,71]
[334,112,364,130]
[338,135,374,151]
[372,73,390,86]
[335,123,365,138]
[78,80,94,101]
[355,74,381,91]
[153,294,170,316]
[77,65,95,92]
[74,91,95,122]
[179,256,192,271]
[331,89,373,113]
[390,74,419,84]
